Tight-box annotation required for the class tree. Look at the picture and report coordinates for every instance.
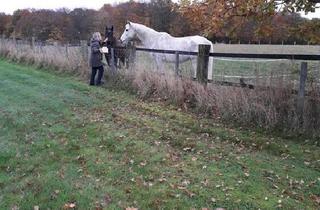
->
[294,18,320,44]
[179,0,320,37]
[69,8,97,41]
[2,1,319,44]
[99,1,149,38]
[0,13,12,36]
[149,0,174,32]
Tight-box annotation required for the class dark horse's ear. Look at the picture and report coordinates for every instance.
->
[111,25,114,31]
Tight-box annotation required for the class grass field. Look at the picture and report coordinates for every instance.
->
[0,59,319,209]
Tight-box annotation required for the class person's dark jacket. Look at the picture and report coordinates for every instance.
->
[90,39,103,68]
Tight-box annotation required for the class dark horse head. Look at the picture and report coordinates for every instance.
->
[105,25,115,48]
[104,25,126,68]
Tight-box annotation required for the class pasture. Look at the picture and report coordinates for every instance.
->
[0,59,319,209]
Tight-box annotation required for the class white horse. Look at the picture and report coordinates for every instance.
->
[120,21,213,79]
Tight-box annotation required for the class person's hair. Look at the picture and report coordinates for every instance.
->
[92,32,102,41]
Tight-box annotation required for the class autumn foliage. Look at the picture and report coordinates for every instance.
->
[0,0,319,44]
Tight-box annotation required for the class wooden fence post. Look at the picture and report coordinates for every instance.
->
[65,43,69,58]
[297,62,308,127]
[13,33,16,47]
[31,37,35,50]
[110,48,116,74]
[127,44,136,70]
[197,44,210,84]
[0,34,3,46]
[175,51,180,76]
[80,40,88,64]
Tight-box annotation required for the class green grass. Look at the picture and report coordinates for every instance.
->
[0,59,319,209]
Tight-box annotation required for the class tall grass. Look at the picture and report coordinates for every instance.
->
[1,38,319,137]
[116,65,320,137]
[0,39,89,77]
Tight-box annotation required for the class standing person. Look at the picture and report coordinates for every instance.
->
[89,32,104,86]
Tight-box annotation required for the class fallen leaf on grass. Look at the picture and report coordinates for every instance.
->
[52,189,60,197]
[182,179,190,186]
[126,208,138,210]
[95,193,112,210]
[154,141,161,146]
[95,203,103,210]
[139,161,147,166]
[104,194,112,204]
[201,179,209,187]
[183,147,192,152]
[63,202,76,209]
[11,205,19,210]
[307,179,318,187]
[183,188,196,198]
[158,178,166,183]
[310,194,320,205]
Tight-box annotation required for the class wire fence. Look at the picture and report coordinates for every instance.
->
[1,37,319,92]
[130,45,320,90]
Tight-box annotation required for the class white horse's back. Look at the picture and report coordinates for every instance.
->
[120,22,214,79]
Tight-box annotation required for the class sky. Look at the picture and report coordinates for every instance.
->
[0,0,131,14]
[0,0,319,19]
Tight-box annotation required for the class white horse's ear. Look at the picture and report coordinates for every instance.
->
[127,20,131,25]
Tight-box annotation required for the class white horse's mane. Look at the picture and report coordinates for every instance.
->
[130,22,173,38]
[131,22,157,34]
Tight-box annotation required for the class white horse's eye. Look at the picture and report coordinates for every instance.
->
[126,29,129,32]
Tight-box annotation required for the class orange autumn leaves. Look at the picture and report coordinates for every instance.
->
[178,0,319,39]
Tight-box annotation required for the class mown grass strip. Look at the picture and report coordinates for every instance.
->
[0,59,319,209]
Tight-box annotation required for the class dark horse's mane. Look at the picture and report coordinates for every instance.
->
[104,25,126,68]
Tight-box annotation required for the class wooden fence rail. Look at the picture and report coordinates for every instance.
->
[115,46,320,60]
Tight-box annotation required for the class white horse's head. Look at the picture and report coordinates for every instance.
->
[120,21,136,45]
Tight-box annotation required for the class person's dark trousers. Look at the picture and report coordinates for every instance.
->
[89,66,104,86]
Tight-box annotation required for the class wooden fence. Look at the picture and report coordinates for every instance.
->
[110,44,320,82]
[108,44,320,123]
